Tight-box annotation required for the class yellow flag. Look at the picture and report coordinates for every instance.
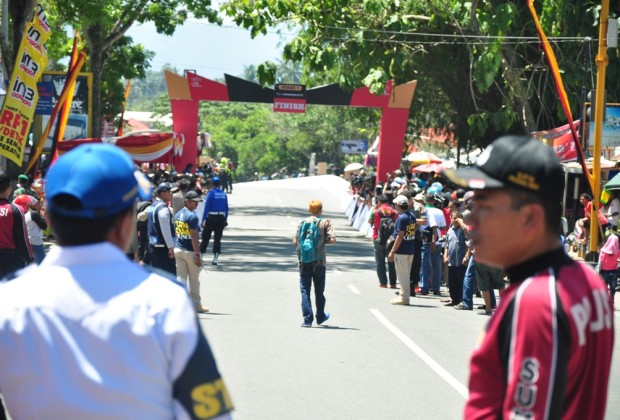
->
[0,3,51,165]
[601,188,610,206]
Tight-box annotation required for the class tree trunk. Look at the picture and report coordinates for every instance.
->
[2,0,36,80]
[500,51,537,133]
[84,23,106,137]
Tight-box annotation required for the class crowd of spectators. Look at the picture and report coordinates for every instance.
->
[348,165,507,315]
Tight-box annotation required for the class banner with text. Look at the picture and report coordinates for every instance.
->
[340,139,368,154]
[36,72,92,147]
[0,3,50,165]
[531,120,580,162]
[273,83,306,113]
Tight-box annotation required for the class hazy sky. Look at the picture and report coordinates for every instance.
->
[127,19,295,79]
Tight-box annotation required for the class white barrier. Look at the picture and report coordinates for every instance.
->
[354,205,369,231]
[345,197,356,220]
[346,196,375,239]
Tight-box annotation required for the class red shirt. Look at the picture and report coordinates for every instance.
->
[465,249,614,420]
[0,199,33,263]
[584,201,608,226]
[370,204,397,241]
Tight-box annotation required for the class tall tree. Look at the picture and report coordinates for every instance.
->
[222,0,620,149]
[47,0,221,136]
[0,0,37,77]
[240,64,258,83]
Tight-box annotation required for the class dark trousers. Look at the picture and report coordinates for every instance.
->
[448,265,466,305]
[299,263,327,325]
[0,251,26,279]
[149,246,177,276]
[409,236,422,289]
[137,232,150,264]
[600,269,618,303]
[374,241,396,286]
[200,214,226,254]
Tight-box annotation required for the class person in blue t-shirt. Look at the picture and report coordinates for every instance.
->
[175,191,208,313]
[388,195,417,305]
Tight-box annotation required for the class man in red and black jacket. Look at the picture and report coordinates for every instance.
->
[368,194,398,288]
[0,170,33,278]
[446,136,614,420]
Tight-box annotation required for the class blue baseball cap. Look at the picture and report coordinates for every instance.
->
[46,143,152,219]
[212,176,220,183]
[156,182,173,193]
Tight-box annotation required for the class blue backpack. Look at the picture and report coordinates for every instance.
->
[298,218,322,263]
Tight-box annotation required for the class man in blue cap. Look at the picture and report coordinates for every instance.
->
[200,175,229,265]
[0,144,233,419]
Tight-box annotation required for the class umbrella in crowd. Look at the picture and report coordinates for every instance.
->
[344,162,364,172]
[604,172,620,190]
[405,151,443,164]
[412,162,444,173]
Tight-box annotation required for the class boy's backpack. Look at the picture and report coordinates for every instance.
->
[298,218,323,263]
[378,210,396,247]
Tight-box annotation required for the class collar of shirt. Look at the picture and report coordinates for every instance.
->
[504,247,571,284]
[41,242,127,268]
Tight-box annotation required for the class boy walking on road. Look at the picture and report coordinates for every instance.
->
[293,200,336,327]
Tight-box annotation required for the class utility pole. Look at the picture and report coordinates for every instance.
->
[589,0,611,258]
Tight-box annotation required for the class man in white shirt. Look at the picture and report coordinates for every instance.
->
[0,144,233,419]
[605,190,620,229]
[420,193,446,295]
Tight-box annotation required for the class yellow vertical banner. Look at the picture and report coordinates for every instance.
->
[0,3,51,165]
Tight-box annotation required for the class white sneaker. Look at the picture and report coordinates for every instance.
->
[212,254,219,265]
[390,297,410,306]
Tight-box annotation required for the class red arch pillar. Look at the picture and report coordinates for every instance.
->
[377,107,410,183]
[170,99,199,172]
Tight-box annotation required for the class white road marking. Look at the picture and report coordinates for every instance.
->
[347,285,361,294]
[369,308,469,399]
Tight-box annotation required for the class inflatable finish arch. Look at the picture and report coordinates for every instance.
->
[165,70,416,183]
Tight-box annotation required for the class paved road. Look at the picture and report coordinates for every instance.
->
[197,176,620,420]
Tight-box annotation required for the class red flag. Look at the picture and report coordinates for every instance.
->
[527,0,593,192]
[51,31,82,162]
[26,51,87,172]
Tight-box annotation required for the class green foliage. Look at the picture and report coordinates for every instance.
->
[102,36,155,119]
[222,0,620,150]
[126,65,176,111]
[196,100,375,180]
[44,0,221,135]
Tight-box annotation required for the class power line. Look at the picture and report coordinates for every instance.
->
[319,25,592,42]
